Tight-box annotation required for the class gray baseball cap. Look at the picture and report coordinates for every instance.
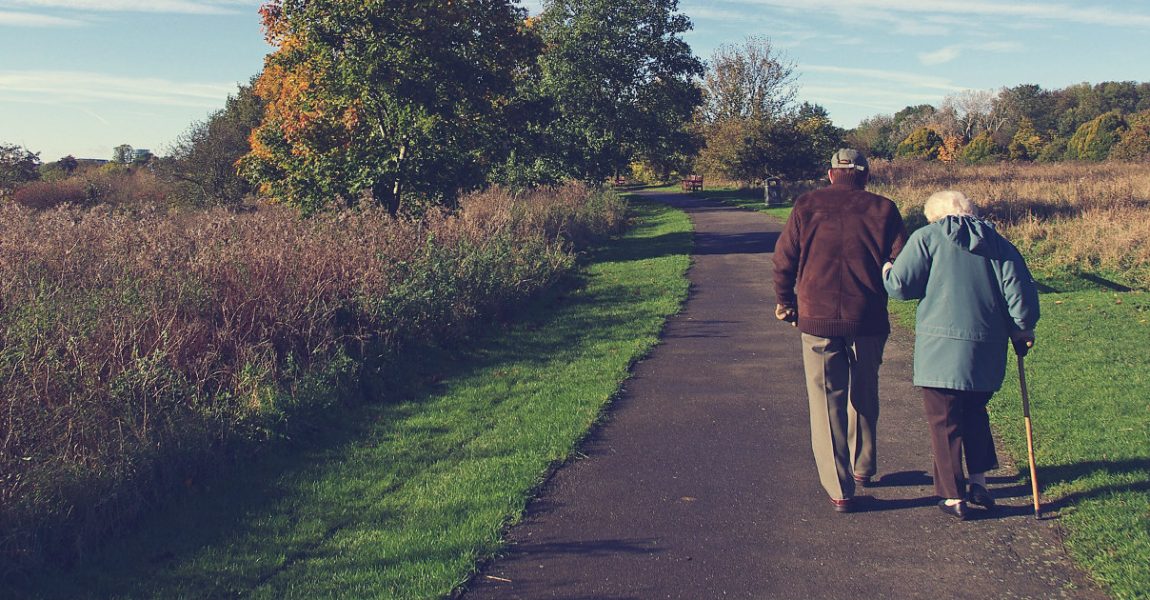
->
[830,148,868,171]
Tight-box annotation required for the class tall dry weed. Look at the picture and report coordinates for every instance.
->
[0,183,625,571]
[868,160,1150,287]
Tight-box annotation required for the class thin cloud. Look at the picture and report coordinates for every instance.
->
[735,0,1150,28]
[918,40,1022,66]
[0,70,237,108]
[920,46,962,66]
[803,65,967,93]
[0,0,255,15]
[0,9,83,25]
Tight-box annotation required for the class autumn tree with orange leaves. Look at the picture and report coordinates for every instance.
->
[241,0,538,214]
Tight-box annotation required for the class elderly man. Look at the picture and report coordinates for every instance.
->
[773,148,908,513]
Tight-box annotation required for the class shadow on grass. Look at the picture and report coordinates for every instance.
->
[1035,271,1142,293]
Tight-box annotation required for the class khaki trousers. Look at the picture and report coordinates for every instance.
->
[800,333,886,500]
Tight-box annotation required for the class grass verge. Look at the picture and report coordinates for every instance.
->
[7,197,692,599]
[890,288,1150,600]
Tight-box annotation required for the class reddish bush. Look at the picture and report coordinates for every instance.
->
[0,184,625,571]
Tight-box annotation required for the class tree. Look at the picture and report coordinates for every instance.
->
[113,144,134,164]
[0,143,41,193]
[959,132,1003,164]
[241,0,538,214]
[534,0,704,182]
[697,36,810,182]
[163,79,264,206]
[58,155,78,176]
[1008,117,1043,161]
[1066,110,1126,161]
[896,126,943,160]
[702,36,796,124]
[1109,110,1150,160]
[846,114,896,159]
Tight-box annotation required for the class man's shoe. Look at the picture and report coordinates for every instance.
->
[831,497,854,513]
[967,483,996,509]
[938,499,967,520]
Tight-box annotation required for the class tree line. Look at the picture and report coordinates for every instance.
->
[6,2,1150,212]
[847,81,1150,163]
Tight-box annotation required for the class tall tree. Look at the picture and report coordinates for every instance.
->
[702,36,796,124]
[535,0,704,182]
[164,79,264,206]
[241,0,537,214]
[696,35,805,182]
[112,144,134,164]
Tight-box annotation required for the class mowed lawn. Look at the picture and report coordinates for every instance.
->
[699,183,1149,600]
[12,198,692,599]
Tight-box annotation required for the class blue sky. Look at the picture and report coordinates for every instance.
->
[1,0,1148,161]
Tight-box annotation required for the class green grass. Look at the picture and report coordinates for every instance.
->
[890,287,1150,600]
[686,185,794,221]
[9,198,692,599]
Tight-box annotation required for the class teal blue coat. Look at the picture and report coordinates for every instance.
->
[883,215,1040,392]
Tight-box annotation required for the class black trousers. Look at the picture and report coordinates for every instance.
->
[922,387,999,500]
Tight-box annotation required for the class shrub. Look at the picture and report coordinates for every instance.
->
[10,179,90,209]
[0,183,625,573]
[896,126,943,160]
[1066,110,1126,161]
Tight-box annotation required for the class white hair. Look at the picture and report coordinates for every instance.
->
[923,190,978,223]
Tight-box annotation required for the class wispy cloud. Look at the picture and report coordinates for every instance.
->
[919,46,962,66]
[0,0,256,15]
[0,70,237,108]
[733,0,1150,29]
[918,40,1022,66]
[804,65,967,94]
[0,9,82,25]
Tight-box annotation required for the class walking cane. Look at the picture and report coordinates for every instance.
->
[1013,338,1041,519]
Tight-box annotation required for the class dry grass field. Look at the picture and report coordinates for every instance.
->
[869,160,1150,290]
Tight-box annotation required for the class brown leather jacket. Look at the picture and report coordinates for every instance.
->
[773,182,908,337]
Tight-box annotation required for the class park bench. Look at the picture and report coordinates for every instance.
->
[681,174,703,191]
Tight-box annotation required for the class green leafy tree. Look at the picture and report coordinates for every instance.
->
[163,79,264,206]
[535,0,704,182]
[1066,110,1126,161]
[959,132,1003,164]
[1036,136,1069,163]
[112,144,134,164]
[242,0,538,214]
[896,126,944,160]
[0,143,41,193]
[846,114,896,160]
[1008,117,1043,161]
[1110,110,1150,160]
[697,36,810,182]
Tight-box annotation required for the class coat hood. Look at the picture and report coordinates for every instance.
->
[939,215,999,257]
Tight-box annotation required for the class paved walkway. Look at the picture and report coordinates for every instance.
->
[464,192,1105,600]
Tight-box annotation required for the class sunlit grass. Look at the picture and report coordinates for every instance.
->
[891,289,1150,600]
[12,198,692,599]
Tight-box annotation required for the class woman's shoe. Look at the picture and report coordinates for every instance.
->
[938,499,967,520]
[967,483,996,510]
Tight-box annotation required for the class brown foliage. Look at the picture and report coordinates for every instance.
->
[0,183,624,570]
[869,159,1150,285]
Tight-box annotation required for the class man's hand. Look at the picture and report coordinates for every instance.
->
[775,303,798,326]
[1010,329,1035,356]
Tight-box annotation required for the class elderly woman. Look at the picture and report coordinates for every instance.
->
[882,191,1040,519]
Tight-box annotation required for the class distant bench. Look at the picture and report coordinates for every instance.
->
[681,174,703,191]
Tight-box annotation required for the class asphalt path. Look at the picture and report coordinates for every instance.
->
[463,191,1106,600]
